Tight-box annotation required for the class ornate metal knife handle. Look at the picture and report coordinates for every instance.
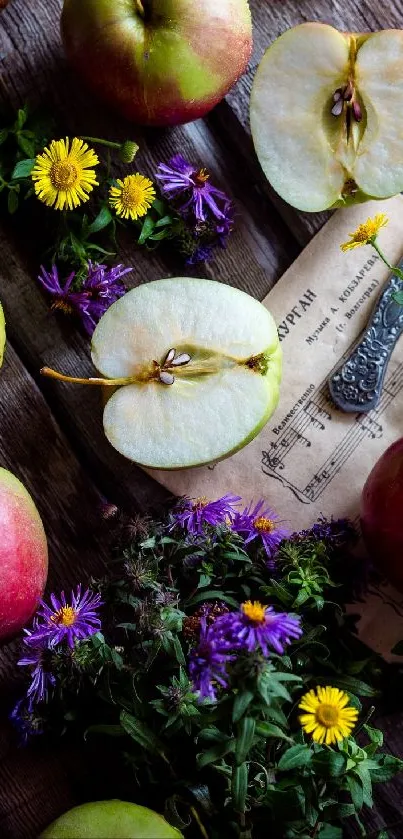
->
[328,266,403,413]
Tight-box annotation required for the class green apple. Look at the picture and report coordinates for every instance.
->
[0,301,5,368]
[250,23,403,212]
[42,278,282,470]
[40,800,183,838]
[61,0,252,126]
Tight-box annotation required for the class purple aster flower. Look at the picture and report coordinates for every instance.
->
[295,516,357,548]
[217,601,302,656]
[37,261,131,335]
[188,618,235,701]
[18,627,56,705]
[26,585,102,649]
[185,244,215,265]
[232,499,290,560]
[10,699,43,745]
[170,494,241,536]
[156,155,233,225]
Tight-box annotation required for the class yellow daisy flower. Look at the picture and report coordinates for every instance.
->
[31,138,99,211]
[340,213,389,252]
[109,173,156,221]
[299,685,358,745]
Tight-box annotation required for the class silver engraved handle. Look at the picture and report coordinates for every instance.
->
[328,267,403,413]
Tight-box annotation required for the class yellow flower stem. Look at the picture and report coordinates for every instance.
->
[80,136,122,151]
[371,238,403,280]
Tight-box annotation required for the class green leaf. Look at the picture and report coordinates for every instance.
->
[392,291,403,306]
[363,724,383,750]
[11,158,35,179]
[312,750,347,779]
[278,744,313,772]
[87,205,113,235]
[231,763,248,814]
[152,197,168,216]
[84,724,125,740]
[354,765,373,808]
[366,754,403,783]
[120,710,168,761]
[323,803,356,820]
[266,578,293,605]
[0,129,8,145]
[316,674,377,697]
[197,739,235,768]
[255,721,293,743]
[198,727,230,743]
[7,189,18,214]
[17,134,35,157]
[154,214,174,228]
[17,107,27,129]
[346,773,363,810]
[232,690,254,723]
[235,717,256,765]
[319,825,343,839]
[138,215,155,245]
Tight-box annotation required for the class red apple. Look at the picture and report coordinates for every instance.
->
[61,0,252,126]
[0,468,48,641]
[360,438,403,591]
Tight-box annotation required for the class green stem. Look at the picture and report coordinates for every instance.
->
[372,239,403,280]
[80,136,121,151]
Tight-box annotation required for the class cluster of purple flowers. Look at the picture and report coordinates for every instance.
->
[156,155,234,264]
[189,601,303,701]
[170,493,290,563]
[11,586,102,739]
[37,260,131,335]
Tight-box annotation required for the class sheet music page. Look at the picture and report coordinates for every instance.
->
[147,196,403,659]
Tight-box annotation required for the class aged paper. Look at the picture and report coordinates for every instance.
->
[149,196,403,658]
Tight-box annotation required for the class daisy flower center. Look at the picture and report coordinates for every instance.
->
[194,168,209,186]
[50,160,78,190]
[193,496,208,510]
[121,181,148,211]
[242,600,266,624]
[316,703,340,727]
[254,516,275,533]
[51,606,77,627]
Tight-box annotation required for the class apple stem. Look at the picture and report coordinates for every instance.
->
[40,367,138,387]
[134,0,146,17]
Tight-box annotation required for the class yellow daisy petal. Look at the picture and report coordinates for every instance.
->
[109,173,156,221]
[299,685,358,746]
[340,213,388,252]
[31,137,99,211]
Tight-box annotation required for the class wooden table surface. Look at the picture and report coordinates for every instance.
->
[1,1,403,836]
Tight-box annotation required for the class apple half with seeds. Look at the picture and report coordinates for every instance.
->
[250,23,403,212]
[43,279,281,469]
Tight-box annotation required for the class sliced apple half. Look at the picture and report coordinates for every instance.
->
[250,23,403,212]
[88,278,282,470]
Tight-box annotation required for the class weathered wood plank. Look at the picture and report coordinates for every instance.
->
[0,340,120,837]
[212,0,403,245]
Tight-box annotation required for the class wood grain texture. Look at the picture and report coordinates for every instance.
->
[0,340,117,837]
[0,0,403,836]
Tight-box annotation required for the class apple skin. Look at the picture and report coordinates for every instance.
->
[61,0,252,126]
[0,468,48,642]
[360,438,403,591]
[40,800,183,838]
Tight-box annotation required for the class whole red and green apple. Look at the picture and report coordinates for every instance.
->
[61,0,252,126]
[0,468,48,641]
[361,438,403,591]
[40,800,183,838]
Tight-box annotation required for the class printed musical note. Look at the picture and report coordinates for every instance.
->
[260,344,401,504]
